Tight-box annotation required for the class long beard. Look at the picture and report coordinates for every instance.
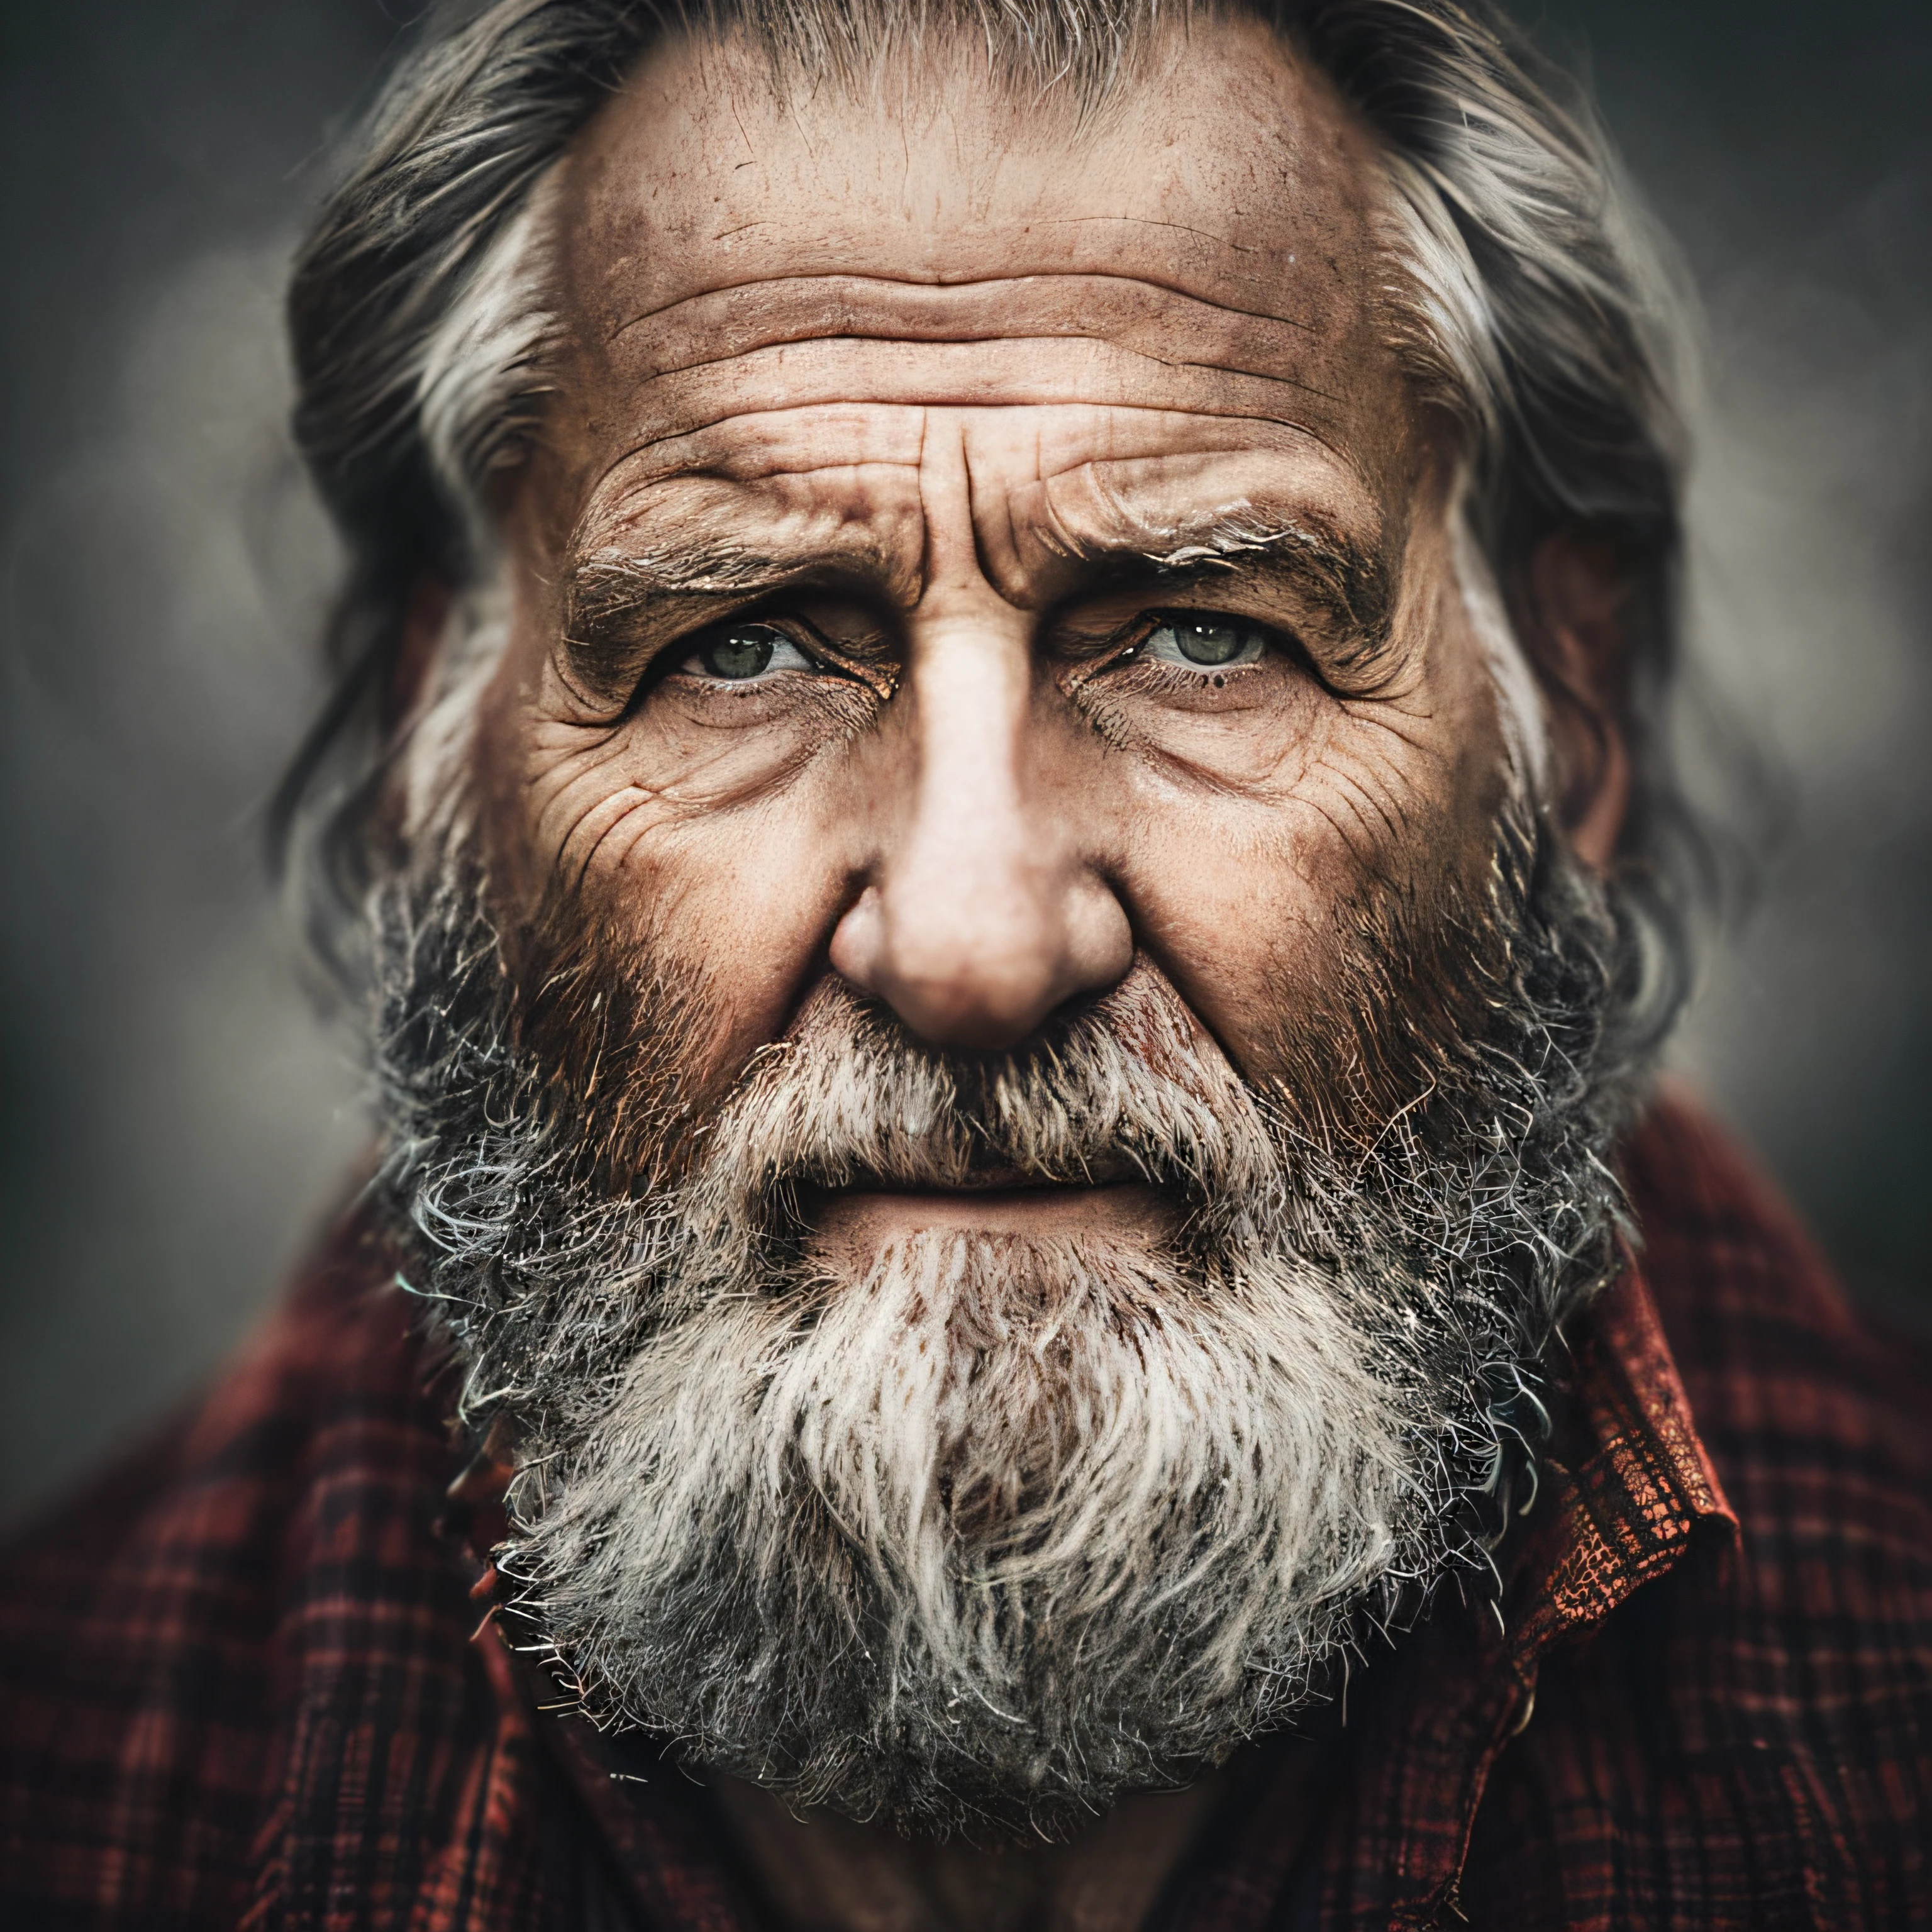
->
[372,801,1645,1836]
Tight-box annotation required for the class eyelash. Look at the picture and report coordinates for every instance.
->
[622,616,852,713]
[633,606,1290,711]
[1067,608,1289,689]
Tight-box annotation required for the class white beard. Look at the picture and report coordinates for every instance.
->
[376,818,1634,1836]
[514,1221,1414,1830]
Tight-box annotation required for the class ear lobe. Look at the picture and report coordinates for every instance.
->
[1520,528,1633,873]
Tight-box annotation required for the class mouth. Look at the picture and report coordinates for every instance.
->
[802,1173,1180,1249]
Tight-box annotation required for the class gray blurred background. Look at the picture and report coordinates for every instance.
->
[1,1,1928,1513]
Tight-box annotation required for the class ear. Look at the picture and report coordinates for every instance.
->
[385,569,454,733]
[1519,528,1633,872]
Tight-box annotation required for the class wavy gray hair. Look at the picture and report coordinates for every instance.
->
[277,0,1697,1023]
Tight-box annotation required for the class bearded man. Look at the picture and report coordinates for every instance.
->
[2,1,1927,1926]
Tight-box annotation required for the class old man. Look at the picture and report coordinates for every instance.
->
[2,1,1927,1926]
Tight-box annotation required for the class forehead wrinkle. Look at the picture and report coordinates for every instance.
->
[1009,432,1380,557]
[1023,211,1266,256]
[630,371,1344,454]
[577,448,927,572]
[598,396,1360,491]
[567,415,1389,625]
[603,270,1322,353]
[620,338,1351,418]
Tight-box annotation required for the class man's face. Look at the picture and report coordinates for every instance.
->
[472,13,1512,1201]
[392,15,1621,1836]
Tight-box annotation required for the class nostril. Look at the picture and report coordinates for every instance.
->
[831,874,1131,1052]
[891,957,1065,1051]
[827,883,888,992]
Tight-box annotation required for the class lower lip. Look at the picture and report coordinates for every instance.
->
[808,1182,1177,1248]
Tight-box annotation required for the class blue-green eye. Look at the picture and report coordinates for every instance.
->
[1140,619,1268,670]
[682,624,816,680]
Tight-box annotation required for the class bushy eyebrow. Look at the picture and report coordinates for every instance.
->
[568,542,799,617]
[560,511,1395,675]
[559,543,811,692]
[1119,513,1394,669]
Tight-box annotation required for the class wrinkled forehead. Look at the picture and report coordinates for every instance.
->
[533,13,1429,583]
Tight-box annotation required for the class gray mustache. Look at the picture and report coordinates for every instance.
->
[691,967,1282,1215]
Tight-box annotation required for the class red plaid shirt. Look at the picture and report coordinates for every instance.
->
[3,1093,1928,1928]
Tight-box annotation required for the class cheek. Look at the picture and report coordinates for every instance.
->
[1118,784,1348,1081]
[486,605,887,1072]
[521,697,863,876]
[642,807,855,1050]
[512,718,870,1085]
[1115,698,1492,1084]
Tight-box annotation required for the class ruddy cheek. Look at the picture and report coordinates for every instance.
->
[616,806,861,1074]
[530,674,879,865]
[1111,730,1433,1086]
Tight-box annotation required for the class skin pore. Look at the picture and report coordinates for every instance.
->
[445,13,1628,1929]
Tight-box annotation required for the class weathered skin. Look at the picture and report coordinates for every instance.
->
[475,14,1508,1085]
[455,17,1621,1925]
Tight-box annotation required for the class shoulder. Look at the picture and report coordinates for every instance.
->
[1465,1094,1932,1925]
[0,1220,472,1921]
[1621,1087,1932,1548]
[1508,1091,1932,1921]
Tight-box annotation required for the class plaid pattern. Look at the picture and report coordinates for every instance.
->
[1,1093,1926,1928]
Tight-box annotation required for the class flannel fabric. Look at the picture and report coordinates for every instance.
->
[1,1093,1927,1929]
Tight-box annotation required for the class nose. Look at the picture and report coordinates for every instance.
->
[829,611,1133,1050]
